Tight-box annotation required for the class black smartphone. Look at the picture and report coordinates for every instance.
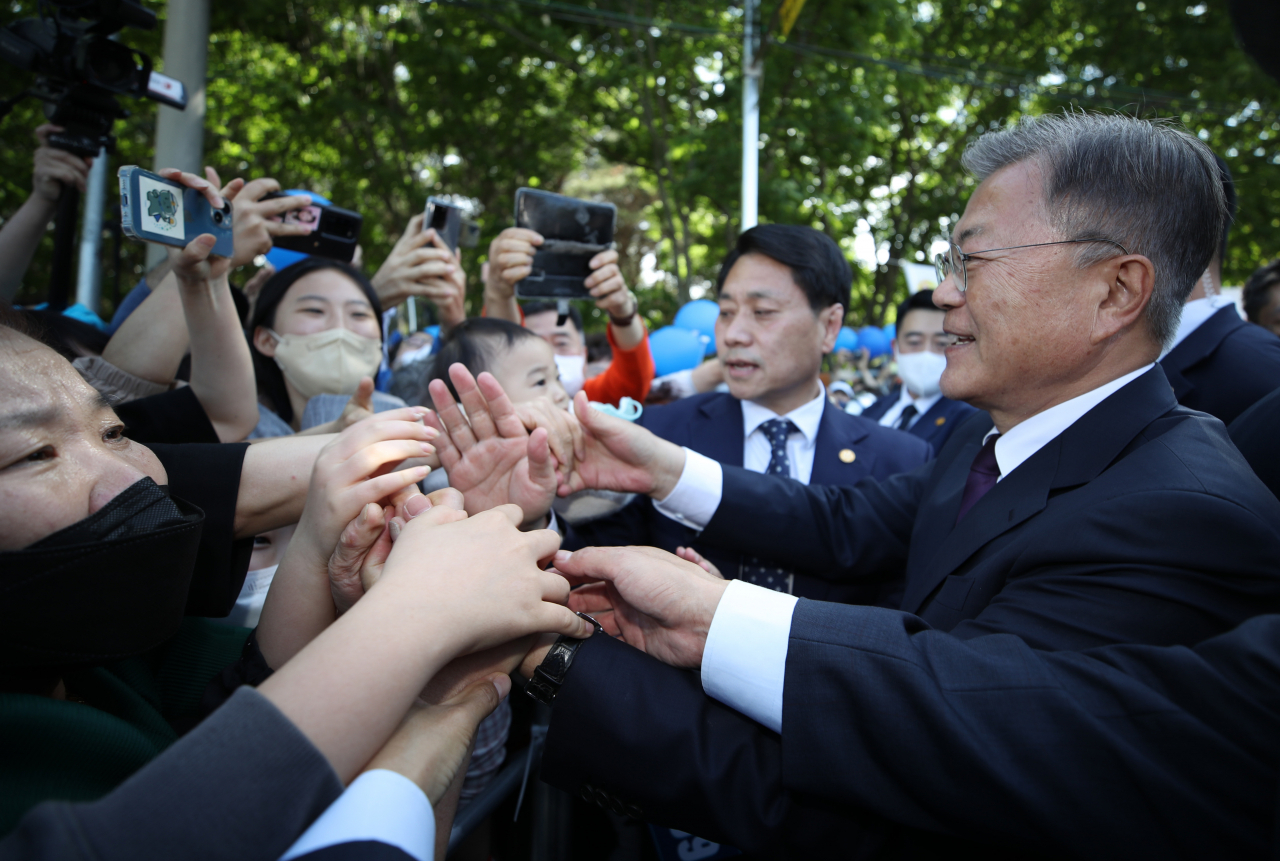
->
[424,197,464,252]
[263,193,363,262]
[513,188,617,300]
[118,166,235,256]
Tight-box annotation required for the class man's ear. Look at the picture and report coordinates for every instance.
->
[253,326,278,358]
[818,303,844,353]
[1094,255,1156,345]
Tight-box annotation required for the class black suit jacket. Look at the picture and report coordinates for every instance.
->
[858,387,980,451]
[1159,304,1280,424]
[541,366,1280,857]
[567,392,931,603]
[1229,384,1280,501]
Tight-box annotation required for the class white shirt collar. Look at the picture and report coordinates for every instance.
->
[741,385,827,444]
[898,385,944,416]
[1161,295,1238,357]
[983,364,1155,480]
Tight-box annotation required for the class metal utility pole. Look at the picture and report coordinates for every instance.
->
[74,146,109,312]
[741,0,761,229]
[147,0,209,268]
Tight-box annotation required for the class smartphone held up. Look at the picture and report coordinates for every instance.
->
[263,192,363,263]
[119,166,235,256]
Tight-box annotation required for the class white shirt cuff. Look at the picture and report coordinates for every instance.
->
[652,448,723,531]
[700,580,798,734]
[280,769,435,861]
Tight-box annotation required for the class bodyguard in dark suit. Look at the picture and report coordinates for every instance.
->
[510,114,1280,857]
[859,290,979,451]
[567,224,931,603]
[1157,152,1280,424]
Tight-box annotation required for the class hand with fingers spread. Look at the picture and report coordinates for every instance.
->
[328,487,467,614]
[513,394,585,479]
[425,363,558,527]
[373,214,461,312]
[556,545,729,668]
[558,390,687,499]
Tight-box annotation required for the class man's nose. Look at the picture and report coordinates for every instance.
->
[720,314,751,345]
[87,458,149,516]
[933,271,965,310]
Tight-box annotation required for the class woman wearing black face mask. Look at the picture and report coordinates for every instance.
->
[0,321,593,859]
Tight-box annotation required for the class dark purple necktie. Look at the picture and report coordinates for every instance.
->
[955,434,1002,525]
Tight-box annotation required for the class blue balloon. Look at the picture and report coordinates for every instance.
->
[858,325,892,358]
[834,326,859,353]
[883,323,896,340]
[649,326,706,376]
[264,189,330,271]
[673,299,720,355]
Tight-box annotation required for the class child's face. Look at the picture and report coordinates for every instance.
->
[487,336,571,410]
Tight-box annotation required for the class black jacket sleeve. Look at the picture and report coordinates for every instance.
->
[781,601,1280,859]
[148,442,253,617]
[116,387,220,446]
[0,688,343,861]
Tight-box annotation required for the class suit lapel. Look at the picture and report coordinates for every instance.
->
[687,394,745,467]
[812,400,871,484]
[1160,306,1243,399]
[901,366,1179,614]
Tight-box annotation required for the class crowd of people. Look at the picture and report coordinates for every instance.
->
[5,90,1280,861]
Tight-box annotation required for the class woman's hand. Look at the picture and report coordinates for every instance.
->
[159,168,233,285]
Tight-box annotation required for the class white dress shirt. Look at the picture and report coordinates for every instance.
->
[1161,295,1239,357]
[876,387,943,431]
[653,386,827,530]
[676,365,1158,733]
[281,769,434,860]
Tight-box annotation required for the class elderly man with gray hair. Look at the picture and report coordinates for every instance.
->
[420,112,1280,857]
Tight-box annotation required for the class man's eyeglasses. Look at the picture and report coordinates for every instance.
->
[933,238,1130,293]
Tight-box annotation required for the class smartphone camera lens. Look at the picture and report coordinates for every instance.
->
[213,211,224,224]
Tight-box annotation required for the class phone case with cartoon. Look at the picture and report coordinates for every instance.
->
[118,166,235,257]
[513,187,617,300]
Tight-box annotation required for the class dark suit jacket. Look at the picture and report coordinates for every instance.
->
[858,387,979,451]
[567,392,932,603]
[1159,304,1280,424]
[547,604,1280,860]
[1229,384,1280,501]
[541,365,1280,857]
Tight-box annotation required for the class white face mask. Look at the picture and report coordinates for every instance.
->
[395,344,433,368]
[896,350,947,398]
[554,353,587,397]
[269,328,382,400]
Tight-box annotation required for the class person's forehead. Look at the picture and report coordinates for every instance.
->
[953,160,1049,247]
[492,336,555,375]
[720,253,805,303]
[285,271,371,307]
[900,307,947,335]
[525,311,577,337]
[0,338,110,427]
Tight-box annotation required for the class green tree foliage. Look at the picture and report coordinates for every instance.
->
[2,0,1277,326]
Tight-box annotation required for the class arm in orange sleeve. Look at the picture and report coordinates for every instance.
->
[581,323,654,406]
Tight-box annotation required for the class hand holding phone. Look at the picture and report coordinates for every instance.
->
[119,166,234,257]
[512,188,617,300]
[263,192,363,262]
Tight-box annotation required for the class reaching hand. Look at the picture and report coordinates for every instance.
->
[558,390,686,499]
[556,545,729,668]
[365,673,511,808]
[373,213,460,309]
[327,487,467,614]
[514,395,584,479]
[425,363,557,526]
[337,377,377,431]
[293,407,438,572]
[676,545,724,579]
[31,124,92,201]
[374,503,594,655]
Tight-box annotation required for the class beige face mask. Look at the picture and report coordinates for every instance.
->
[268,327,382,400]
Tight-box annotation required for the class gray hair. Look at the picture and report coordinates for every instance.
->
[960,111,1226,347]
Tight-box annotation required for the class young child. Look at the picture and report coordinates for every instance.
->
[428,317,570,412]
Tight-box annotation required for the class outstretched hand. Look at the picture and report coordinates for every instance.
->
[557,391,686,499]
[556,545,729,668]
[425,363,558,526]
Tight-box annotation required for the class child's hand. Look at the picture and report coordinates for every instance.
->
[676,545,724,579]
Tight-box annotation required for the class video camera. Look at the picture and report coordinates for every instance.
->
[0,0,187,156]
